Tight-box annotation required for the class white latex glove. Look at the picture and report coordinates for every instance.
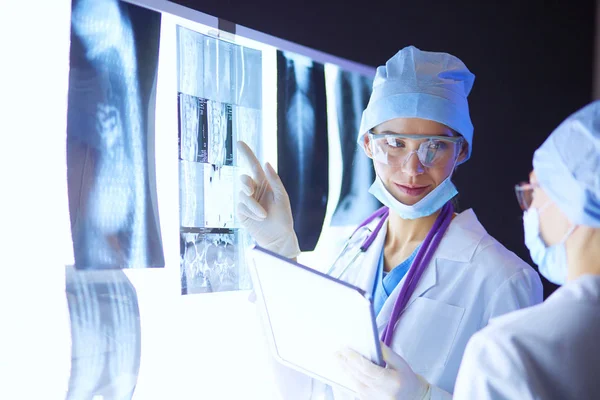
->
[236,141,301,259]
[336,342,431,400]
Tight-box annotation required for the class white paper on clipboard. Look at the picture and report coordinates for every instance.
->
[248,245,384,394]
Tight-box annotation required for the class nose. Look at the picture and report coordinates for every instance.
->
[401,151,425,176]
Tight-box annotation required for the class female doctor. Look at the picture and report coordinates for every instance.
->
[237,46,543,399]
[452,101,600,399]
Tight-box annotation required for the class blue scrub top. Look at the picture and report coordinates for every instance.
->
[372,246,420,317]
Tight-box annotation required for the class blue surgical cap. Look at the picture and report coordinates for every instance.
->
[358,46,476,162]
[534,101,600,228]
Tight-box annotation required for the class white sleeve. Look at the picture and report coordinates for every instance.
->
[453,330,535,400]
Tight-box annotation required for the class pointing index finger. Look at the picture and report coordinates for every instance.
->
[237,141,266,183]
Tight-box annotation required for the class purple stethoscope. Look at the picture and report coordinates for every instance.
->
[326,201,455,346]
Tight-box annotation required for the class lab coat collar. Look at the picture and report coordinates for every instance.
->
[433,208,487,263]
[351,218,389,295]
[375,208,486,332]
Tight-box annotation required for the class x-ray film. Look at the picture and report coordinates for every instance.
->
[180,230,251,294]
[177,25,262,108]
[177,26,204,98]
[207,99,234,166]
[177,25,262,294]
[330,70,380,226]
[66,0,165,270]
[179,161,236,229]
[178,94,208,162]
[65,266,141,399]
[233,46,262,109]
[233,105,262,160]
[203,35,234,104]
[276,51,329,252]
[178,95,233,166]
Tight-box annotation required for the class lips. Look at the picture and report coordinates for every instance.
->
[394,183,430,197]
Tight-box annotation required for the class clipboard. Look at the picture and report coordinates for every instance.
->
[248,245,384,394]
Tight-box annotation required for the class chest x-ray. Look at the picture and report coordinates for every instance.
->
[177,25,260,294]
[66,0,165,270]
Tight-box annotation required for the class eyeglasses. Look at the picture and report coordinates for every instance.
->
[514,182,540,211]
[366,131,464,168]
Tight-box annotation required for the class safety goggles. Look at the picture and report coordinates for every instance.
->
[366,131,464,168]
[514,182,541,211]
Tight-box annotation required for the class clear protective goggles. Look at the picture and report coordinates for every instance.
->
[366,131,465,168]
[514,182,541,211]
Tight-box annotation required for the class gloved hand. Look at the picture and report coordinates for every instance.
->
[236,141,301,259]
[336,342,431,400]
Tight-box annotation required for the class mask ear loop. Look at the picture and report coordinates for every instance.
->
[534,200,577,245]
[559,225,577,244]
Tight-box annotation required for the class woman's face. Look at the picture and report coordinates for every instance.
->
[366,118,467,205]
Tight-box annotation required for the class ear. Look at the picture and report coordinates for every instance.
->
[457,140,469,163]
[362,134,374,159]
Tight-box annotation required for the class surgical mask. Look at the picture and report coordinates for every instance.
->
[523,204,575,285]
[368,175,457,220]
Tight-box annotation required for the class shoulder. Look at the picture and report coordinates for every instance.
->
[455,319,532,398]
[436,209,543,311]
[440,209,538,280]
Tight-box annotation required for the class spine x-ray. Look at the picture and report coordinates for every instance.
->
[276,51,329,251]
[330,70,380,226]
[66,0,165,270]
[177,26,261,294]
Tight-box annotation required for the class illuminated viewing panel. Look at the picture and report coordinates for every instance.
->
[1,0,376,398]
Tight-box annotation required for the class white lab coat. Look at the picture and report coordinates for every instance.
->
[269,209,543,399]
[454,274,600,400]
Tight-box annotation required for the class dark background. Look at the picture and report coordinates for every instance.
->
[172,0,596,298]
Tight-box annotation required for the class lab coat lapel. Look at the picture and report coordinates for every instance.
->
[375,209,484,333]
[351,218,388,295]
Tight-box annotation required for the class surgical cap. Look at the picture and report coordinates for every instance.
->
[358,46,476,162]
[533,101,600,228]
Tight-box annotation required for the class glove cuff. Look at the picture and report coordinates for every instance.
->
[277,231,301,259]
